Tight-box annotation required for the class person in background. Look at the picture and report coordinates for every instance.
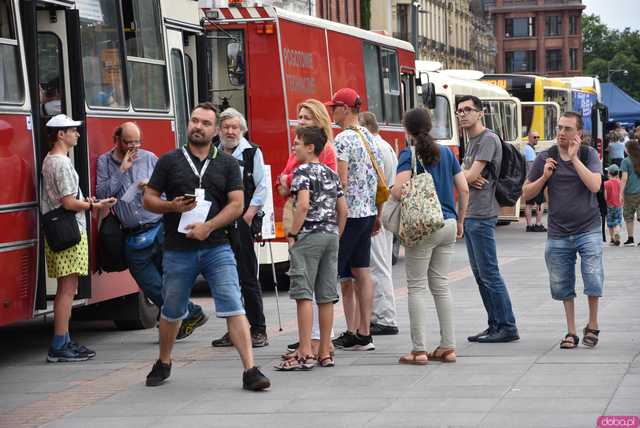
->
[359,111,400,336]
[96,122,208,340]
[604,164,623,246]
[41,114,117,362]
[607,131,625,167]
[620,139,640,246]
[523,131,546,232]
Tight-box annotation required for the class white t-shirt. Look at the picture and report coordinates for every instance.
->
[373,134,397,187]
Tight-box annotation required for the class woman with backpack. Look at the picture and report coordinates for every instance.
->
[393,108,469,365]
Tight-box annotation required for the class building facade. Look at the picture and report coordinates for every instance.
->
[370,0,496,73]
[484,0,585,76]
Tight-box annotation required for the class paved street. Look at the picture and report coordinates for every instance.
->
[1,219,639,428]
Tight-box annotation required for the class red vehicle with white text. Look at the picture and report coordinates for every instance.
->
[201,1,416,268]
[0,0,206,328]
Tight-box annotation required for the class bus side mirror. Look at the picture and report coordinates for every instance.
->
[421,82,436,109]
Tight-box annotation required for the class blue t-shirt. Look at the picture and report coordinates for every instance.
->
[524,144,536,162]
[608,141,625,161]
[397,144,461,220]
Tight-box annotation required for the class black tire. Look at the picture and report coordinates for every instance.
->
[113,291,159,330]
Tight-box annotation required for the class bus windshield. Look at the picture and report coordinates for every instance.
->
[429,95,451,140]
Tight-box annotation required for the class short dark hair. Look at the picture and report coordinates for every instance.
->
[561,111,583,131]
[456,95,482,111]
[295,125,327,155]
[191,102,218,115]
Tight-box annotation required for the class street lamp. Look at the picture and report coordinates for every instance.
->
[607,65,629,82]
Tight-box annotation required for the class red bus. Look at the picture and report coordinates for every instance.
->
[0,0,206,328]
[201,2,416,267]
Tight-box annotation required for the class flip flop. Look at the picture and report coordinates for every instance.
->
[398,351,428,365]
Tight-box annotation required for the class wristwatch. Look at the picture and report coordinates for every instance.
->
[287,232,298,241]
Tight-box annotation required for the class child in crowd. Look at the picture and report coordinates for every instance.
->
[604,164,623,246]
[275,126,347,370]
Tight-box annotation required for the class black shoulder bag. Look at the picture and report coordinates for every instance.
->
[42,189,81,252]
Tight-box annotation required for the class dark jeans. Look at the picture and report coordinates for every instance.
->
[230,218,266,333]
[464,217,517,331]
[124,223,201,318]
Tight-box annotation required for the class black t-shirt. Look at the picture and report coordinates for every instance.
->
[147,145,243,251]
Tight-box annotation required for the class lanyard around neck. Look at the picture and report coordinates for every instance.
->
[182,146,216,188]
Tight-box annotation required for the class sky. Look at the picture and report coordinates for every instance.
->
[582,0,639,31]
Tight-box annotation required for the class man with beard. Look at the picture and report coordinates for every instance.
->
[96,122,208,340]
[210,108,269,348]
[143,103,270,390]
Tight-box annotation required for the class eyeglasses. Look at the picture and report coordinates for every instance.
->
[455,107,480,116]
[123,139,141,147]
[532,136,540,139]
[557,125,576,133]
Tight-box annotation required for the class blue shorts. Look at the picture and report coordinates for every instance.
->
[544,229,604,301]
[338,216,376,279]
[606,206,622,228]
[160,243,245,321]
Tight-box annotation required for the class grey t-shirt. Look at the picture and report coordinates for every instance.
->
[528,146,602,238]
[463,129,502,218]
[41,154,86,230]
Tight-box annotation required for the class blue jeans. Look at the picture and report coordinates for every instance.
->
[545,229,604,300]
[464,217,517,331]
[125,223,201,319]
[161,243,245,321]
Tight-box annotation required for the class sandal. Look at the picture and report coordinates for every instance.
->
[560,333,579,349]
[274,355,316,371]
[318,356,335,367]
[398,351,428,366]
[582,326,600,348]
[427,347,456,363]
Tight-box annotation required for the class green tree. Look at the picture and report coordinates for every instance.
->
[583,14,640,100]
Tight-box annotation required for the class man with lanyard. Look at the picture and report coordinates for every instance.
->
[211,108,270,348]
[143,103,270,390]
[96,122,208,340]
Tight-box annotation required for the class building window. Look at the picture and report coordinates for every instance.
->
[545,15,562,36]
[0,0,24,104]
[546,49,562,72]
[505,17,535,38]
[395,4,410,42]
[569,15,578,35]
[569,48,578,70]
[505,50,536,72]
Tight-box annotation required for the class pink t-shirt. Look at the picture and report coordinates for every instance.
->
[604,178,622,208]
[280,143,337,188]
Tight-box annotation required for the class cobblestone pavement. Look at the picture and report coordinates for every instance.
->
[1,219,639,428]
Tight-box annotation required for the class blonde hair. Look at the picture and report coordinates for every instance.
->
[297,99,333,142]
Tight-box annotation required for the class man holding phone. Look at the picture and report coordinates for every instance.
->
[96,122,208,340]
[523,112,603,350]
[142,103,270,390]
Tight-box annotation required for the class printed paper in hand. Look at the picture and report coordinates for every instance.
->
[178,200,212,234]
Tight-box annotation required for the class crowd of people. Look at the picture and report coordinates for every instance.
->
[39,85,633,390]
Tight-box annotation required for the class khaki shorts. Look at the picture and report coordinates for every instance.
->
[623,193,640,223]
[288,232,339,304]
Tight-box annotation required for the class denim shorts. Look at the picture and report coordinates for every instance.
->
[544,229,604,300]
[160,243,245,321]
[606,207,622,228]
[338,215,376,279]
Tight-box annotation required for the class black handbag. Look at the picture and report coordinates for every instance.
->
[42,204,81,252]
[97,211,127,273]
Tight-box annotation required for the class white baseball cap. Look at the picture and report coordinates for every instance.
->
[46,114,82,128]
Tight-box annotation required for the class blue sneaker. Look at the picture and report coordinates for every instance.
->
[47,342,90,363]
[68,342,96,359]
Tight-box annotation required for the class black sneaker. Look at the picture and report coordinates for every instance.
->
[343,332,375,351]
[68,342,96,359]
[467,327,496,342]
[534,224,547,232]
[242,366,271,391]
[525,225,535,232]
[146,359,171,387]
[370,322,399,336]
[47,342,90,363]
[332,331,356,349]
[287,341,299,352]
[251,331,269,348]
[176,312,209,340]
[211,332,233,347]
[624,237,635,247]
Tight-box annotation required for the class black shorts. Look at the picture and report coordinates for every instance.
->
[338,215,376,279]
[526,192,545,206]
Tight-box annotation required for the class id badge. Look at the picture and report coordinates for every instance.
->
[195,188,205,201]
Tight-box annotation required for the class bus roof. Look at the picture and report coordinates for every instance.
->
[428,71,512,98]
[203,4,415,53]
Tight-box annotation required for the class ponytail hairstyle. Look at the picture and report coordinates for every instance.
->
[625,139,640,176]
[402,108,439,166]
